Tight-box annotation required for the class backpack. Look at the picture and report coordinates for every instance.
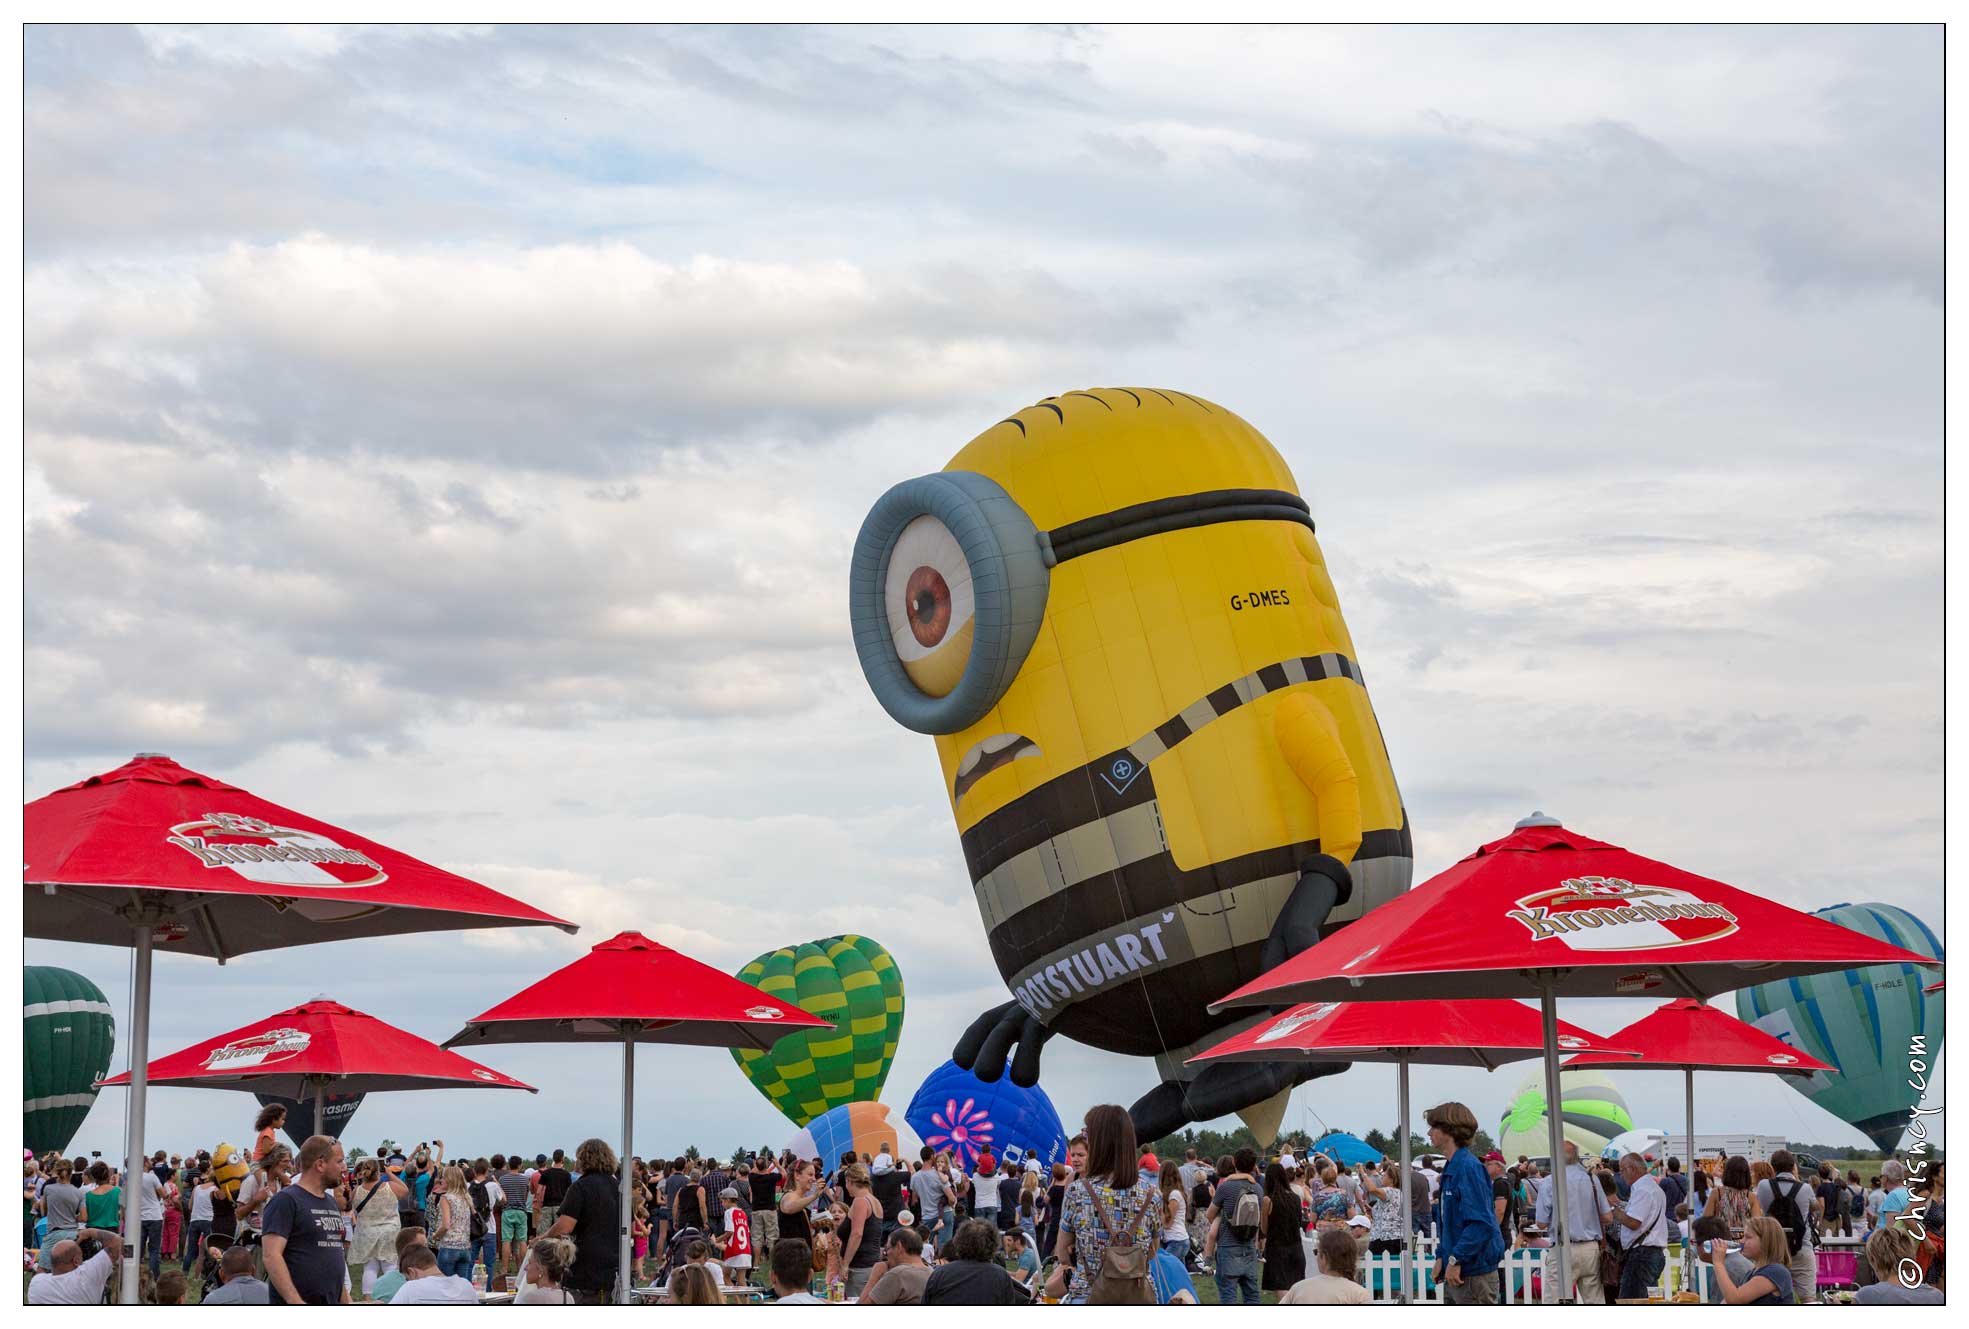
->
[467,1179,492,1245]
[1227,1181,1262,1244]
[1080,1180,1154,1306]
[1767,1177,1810,1255]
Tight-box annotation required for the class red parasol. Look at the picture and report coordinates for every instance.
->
[1213,819,1939,1011]
[26,753,573,956]
[444,931,832,1303]
[1189,998,1639,1302]
[1189,997,1637,1069]
[1562,997,1836,1290]
[98,999,534,1128]
[25,753,574,1301]
[1560,996,1835,1078]
[1210,814,1939,1303]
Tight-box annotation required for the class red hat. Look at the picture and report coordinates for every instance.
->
[1482,1151,1506,1163]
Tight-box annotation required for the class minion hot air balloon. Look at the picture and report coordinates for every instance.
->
[850,389,1411,1138]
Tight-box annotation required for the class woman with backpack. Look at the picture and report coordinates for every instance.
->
[1755,1150,1821,1303]
[344,1157,409,1299]
[1048,1104,1161,1305]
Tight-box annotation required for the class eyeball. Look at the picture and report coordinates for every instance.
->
[885,516,976,698]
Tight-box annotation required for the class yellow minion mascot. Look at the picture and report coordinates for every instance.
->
[209,1141,249,1199]
[850,388,1411,1139]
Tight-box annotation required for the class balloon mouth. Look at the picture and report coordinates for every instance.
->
[953,734,1040,805]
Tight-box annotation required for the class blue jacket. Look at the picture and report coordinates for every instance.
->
[1435,1148,1505,1278]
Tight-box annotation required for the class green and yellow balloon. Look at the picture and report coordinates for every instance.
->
[732,936,904,1126]
[25,966,116,1156]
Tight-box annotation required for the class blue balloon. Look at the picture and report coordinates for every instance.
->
[1309,1131,1381,1165]
[905,1059,1070,1173]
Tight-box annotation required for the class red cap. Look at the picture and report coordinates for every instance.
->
[1482,1151,1506,1163]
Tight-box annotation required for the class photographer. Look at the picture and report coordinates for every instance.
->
[27,1226,124,1304]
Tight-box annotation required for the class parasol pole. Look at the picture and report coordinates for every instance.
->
[1683,1065,1697,1295]
[118,921,153,1305]
[315,1077,327,1143]
[1398,1056,1413,1304]
[618,1029,636,1305]
[1540,977,1575,1304]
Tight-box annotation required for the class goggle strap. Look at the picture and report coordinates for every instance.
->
[1039,488,1313,567]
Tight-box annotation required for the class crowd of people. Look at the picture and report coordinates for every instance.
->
[23,1096,1944,1306]
[1487,1140,1943,1305]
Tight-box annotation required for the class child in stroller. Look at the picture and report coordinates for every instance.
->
[651,1226,725,1290]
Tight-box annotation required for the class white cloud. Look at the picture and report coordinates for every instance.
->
[23,22,1940,1156]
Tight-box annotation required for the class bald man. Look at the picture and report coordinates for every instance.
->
[27,1227,123,1304]
[203,1245,273,1306]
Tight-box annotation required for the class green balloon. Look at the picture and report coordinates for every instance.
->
[731,935,904,1126]
[24,966,116,1156]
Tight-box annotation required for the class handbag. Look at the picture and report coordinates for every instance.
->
[1598,1240,1623,1292]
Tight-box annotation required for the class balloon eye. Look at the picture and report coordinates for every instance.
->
[851,470,1049,735]
[884,516,975,698]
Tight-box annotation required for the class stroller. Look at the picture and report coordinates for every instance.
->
[651,1225,710,1289]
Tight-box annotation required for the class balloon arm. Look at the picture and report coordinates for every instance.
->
[952,1000,1050,1088]
[1272,693,1362,866]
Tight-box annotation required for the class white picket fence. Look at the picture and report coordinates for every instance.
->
[1331,1236,1715,1304]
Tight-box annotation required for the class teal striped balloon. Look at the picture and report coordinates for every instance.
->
[24,967,117,1156]
[1735,902,1942,1154]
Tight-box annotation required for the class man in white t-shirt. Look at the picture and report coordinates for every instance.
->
[28,1228,123,1304]
[138,1161,168,1279]
[389,1245,478,1304]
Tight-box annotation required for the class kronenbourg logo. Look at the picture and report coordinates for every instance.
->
[1506,876,1739,952]
[1766,1052,1800,1066]
[1257,1002,1342,1044]
[1556,1034,1591,1050]
[744,1005,785,1021]
[471,1070,499,1081]
[204,1028,311,1071]
[168,811,386,889]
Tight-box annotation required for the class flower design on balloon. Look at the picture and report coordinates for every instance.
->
[922,1096,994,1167]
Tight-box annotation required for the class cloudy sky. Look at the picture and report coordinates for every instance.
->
[24,23,1941,1161]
